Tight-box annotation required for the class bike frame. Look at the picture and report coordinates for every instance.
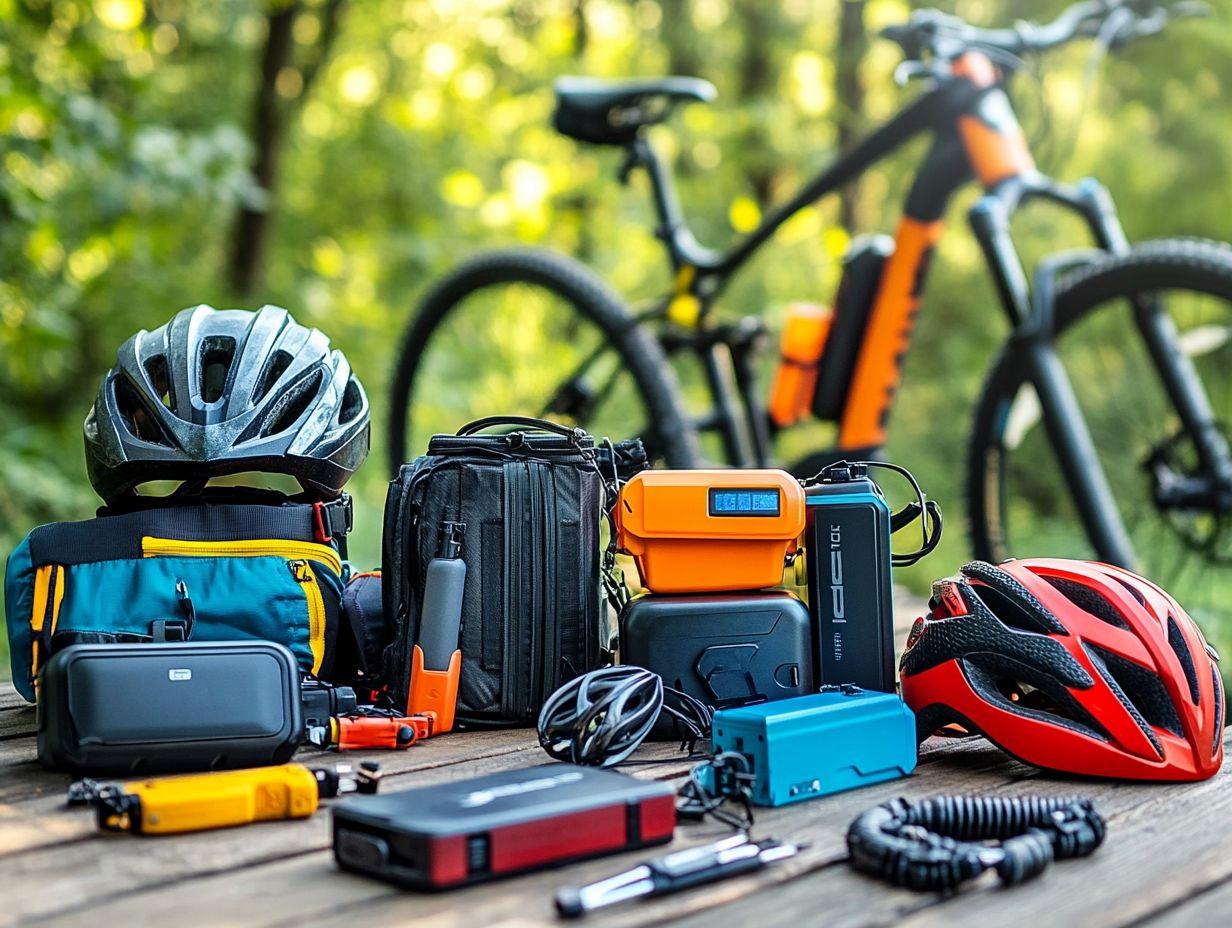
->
[625,51,1230,568]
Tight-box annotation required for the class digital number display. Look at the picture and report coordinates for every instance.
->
[708,488,781,517]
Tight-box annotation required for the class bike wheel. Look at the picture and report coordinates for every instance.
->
[968,238,1232,628]
[387,247,701,472]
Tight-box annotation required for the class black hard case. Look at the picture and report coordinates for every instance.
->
[620,591,815,737]
[383,424,609,727]
[37,641,303,776]
[333,764,676,889]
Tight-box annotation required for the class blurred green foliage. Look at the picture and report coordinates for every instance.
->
[3,0,1232,676]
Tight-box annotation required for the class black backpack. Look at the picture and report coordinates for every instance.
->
[381,416,644,727]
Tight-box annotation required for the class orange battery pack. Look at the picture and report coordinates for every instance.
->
[615,470,805,594]
[768,303,832,428]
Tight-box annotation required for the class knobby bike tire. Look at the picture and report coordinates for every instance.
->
[967,236,1232,564]
[387,247,702,474]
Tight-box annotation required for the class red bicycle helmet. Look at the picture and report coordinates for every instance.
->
[900,559,1224,781]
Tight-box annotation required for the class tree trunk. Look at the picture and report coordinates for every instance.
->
[659,0,701,77]
[737,3,780,205]
[227,0,346,299]
[573,0,588,58]
[835,0,868,232]
[228,4,298,298]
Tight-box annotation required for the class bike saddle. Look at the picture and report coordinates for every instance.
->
[553,76,717,146]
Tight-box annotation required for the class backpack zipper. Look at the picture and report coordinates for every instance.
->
[29,563,63,693]
[140,537,342,576]
[289,559,327,674]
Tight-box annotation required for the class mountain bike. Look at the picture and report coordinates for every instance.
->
[388,0,1232,623]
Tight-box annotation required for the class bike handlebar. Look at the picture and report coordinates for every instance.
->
[881,0,1207,64]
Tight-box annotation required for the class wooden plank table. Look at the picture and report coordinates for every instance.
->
[2,622,1228,928]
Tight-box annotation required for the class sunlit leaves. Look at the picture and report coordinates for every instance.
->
[94,0,144,32]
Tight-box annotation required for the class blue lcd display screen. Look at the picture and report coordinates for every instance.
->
[708,488,781,517]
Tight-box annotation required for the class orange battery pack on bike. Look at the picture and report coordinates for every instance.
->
[769,303,832,428]
[68,762,380,835]
[333,764,676,890]
[615,470,805,594]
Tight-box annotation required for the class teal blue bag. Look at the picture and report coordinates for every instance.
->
[3,496,352,702]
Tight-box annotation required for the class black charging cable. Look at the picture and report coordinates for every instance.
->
[803,460,943,567]
[847,795,1106,892]
[676,751,756,831]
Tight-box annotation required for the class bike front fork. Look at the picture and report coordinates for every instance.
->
[974,176,1232,569]
[686,318,774,468]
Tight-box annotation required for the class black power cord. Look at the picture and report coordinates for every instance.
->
[676,751,756,831]
[802,460,943,567]
[847,795,1106,891]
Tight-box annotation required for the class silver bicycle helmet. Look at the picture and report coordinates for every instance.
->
[84,304,369,502]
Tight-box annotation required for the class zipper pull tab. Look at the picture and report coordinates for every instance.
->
[289,559,313,583]
[175,580,197,638]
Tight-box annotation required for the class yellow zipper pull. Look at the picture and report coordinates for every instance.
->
[290,559,327,675]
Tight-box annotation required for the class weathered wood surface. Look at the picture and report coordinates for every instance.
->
[2,589,1226,928]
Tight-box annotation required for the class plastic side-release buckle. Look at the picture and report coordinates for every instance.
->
[314,495,354,543]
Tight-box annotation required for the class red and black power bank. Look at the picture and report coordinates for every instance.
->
[332,764,676,890]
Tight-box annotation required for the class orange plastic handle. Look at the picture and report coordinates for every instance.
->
[408,644,461,733]
[335,716,418,750]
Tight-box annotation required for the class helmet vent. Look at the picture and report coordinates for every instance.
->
[114,376,172,447]
[340,378,363,424]
[1212,669,1223,759]
[1112,576,1147,606]
[264,369,321,437]
[960,654,1108,742]
[143,355,173,409]
[200,336,236,404]
[1087,644,1180,743]
[971,582,1060,636]
[254,349,293,403]
[1167,615,1201,706]
[962,562,1067,635]
[1043,576,1130,630]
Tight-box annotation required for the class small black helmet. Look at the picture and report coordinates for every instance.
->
[538,666,664,767]
[84,304,370,503]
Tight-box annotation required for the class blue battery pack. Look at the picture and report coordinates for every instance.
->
[710,685,916,807]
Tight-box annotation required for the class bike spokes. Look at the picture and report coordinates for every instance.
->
[984,283,1232,626]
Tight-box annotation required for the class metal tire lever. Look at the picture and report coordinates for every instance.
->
[555,834,804,918]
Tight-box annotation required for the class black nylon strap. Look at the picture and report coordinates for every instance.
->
[28,503,332,567]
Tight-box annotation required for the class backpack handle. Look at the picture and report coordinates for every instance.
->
[456,416,584,442]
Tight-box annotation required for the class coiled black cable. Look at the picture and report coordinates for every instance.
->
[847,795,1105,892]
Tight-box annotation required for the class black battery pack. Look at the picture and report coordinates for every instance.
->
[37,641,303,776]
[804,471,896,692]
[333,764,676,889]
[620,592,815,738]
